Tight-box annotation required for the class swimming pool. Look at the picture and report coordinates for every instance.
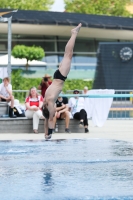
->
[0,139,133,200]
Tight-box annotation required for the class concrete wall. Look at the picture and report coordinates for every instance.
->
[0,118,84,133]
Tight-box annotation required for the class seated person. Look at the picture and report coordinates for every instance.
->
[25,87,45,133]
[68,89,89,133]
[53,95,71,133]
[0,77,16,118]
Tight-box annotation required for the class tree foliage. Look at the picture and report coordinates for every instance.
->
[0,0,54,10]
[12,45,45,70]
[64,0,132,17]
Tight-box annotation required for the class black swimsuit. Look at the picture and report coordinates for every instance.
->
[53,69,67,81]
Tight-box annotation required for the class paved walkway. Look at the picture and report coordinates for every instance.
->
[0,120,133,142]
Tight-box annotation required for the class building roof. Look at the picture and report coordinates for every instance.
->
[0,9,133,40]
[0,8,133,30]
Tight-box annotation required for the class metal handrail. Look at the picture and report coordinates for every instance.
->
[12,89,133,119]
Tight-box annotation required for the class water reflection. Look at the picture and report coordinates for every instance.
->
[111,140,133,156]
[111,168,133,180]
[43,168,54,192]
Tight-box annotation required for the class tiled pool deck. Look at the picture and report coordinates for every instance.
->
[0,120,133,142]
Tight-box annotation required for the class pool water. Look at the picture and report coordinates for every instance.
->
[0,139,133,200]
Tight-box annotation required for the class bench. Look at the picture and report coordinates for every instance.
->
[0,102,9,117]
[0,118,85,133]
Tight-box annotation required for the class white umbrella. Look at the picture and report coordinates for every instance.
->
[0,54,46,66]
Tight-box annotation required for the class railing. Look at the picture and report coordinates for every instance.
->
[13,90,133,119]
[66,90,133,119]
[108,90,133,119]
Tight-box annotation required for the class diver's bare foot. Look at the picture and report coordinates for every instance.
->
[71,23,82,34]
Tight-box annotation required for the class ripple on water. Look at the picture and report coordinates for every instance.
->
[0,139,133,200]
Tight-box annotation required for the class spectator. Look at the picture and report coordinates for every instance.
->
[68,89,89,133]
[25,87,44,133]
[53,95,71,133]
[82,86,91,119]
[83,86,89,94]
[0,77,16,118]
[38,74,52,98]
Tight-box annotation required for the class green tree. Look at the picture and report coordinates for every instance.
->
[0,0,54,10]
[12,45,45,70]
[64,0,131,17]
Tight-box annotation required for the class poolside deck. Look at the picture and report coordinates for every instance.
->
[0,119,133,142]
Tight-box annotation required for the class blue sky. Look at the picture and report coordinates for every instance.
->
[50,0,65,12]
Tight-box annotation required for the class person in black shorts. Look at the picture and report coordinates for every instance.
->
[43,23,82,140]
[53,96,71,133]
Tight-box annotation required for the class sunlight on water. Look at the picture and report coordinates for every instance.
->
[0,139,133,200]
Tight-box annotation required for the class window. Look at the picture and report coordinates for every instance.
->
[0,42,7,51]
[12,41,55,52]
[74,40,95,52]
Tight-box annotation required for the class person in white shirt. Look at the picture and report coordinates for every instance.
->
[68,89,89,133]
[83,86,89,94]
[0,77,16,118]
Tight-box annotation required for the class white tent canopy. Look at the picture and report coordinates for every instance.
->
[0,67,8,79]
[0,54,46,66]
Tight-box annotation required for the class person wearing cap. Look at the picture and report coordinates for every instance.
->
[68,89,89,133]
[38,74,52,98]
[0,77,16,118]
[43,23,82,140]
